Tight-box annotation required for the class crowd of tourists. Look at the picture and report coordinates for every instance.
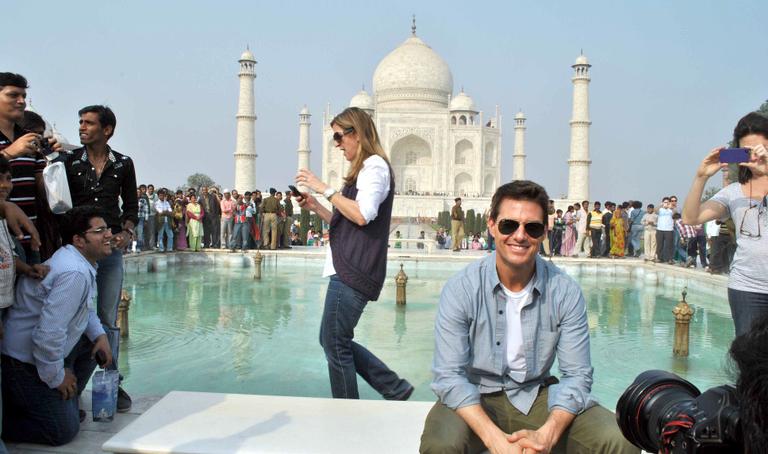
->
[440,195,736,275]
[132,185,302,254]
[2,66,768,454]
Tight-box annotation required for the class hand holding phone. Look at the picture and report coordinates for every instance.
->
[719,148,750,164]
[288,185,302,197]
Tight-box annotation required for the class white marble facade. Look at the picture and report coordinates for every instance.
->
[320,28,502,217]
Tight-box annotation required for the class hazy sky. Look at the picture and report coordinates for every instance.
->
[3,1,766,204]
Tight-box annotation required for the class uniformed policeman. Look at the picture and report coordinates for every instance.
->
[260,187,279,249]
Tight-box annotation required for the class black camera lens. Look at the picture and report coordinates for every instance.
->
[616,370,701,452]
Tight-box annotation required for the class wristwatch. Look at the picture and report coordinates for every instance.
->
[323,187,338,201]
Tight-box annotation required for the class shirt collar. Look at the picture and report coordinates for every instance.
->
[483,252,548,298]
[79,146,117,164]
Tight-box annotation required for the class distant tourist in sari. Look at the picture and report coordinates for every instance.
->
[186,195,203,251]
[173,191,187,250]
[610,205,627,257]
[562,205,577,256]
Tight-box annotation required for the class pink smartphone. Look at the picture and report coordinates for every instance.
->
[719,148,750,163]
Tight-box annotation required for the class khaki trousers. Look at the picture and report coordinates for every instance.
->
[282,215,292,247]
[420,387,639,454]
[451,220,465,251]
[643,229,657,260]
[263,213,278,249]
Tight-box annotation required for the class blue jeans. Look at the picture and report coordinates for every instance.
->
[319,276,411,399]
[230,222,250,250]
[96,249,123,374]
[135,218,145,250]
[1,337,96,446]
[156,220,174,251]
[629,227,643,257]
[728,288,768,336]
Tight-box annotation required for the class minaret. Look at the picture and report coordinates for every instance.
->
[297,106,311,192]
[234,47,257,192]
[567,52,592,201]
[513,111,527,180]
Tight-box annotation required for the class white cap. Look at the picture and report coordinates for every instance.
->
[223,188,231,193]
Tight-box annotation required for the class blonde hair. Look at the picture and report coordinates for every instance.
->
[331,107,390,186]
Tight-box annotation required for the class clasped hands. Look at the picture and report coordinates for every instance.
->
[488,428,553,454]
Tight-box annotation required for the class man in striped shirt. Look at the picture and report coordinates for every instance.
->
[1,206,114,446]
[0,73,59,264]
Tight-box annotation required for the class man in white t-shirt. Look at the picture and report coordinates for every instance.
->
[573,200,591,257]
[421,181,637,454]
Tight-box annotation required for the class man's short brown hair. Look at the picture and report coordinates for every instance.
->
[489,181,549,224]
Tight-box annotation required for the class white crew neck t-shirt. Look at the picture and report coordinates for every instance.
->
[501,278,534,382]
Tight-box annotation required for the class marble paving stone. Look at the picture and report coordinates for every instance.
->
[103,391,434,454]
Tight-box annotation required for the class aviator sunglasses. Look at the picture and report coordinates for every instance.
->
[332,127,355,143]
[497,219,546,238]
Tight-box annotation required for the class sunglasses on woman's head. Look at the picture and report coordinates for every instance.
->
[497,219,546,238]
[332,127,355,143]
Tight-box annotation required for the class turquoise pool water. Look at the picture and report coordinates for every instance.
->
[119,256,734,410]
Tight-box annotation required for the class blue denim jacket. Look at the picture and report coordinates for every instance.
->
[431,253,597,415]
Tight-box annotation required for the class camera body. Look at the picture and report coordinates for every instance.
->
[616,370,742,453]
[38,137,54,156]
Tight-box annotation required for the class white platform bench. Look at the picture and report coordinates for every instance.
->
[102,391,434,453]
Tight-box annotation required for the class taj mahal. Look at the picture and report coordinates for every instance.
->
[233,21,592,218]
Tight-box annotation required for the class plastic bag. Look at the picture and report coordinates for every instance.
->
[92,369,119,422]
[42,162,72,214]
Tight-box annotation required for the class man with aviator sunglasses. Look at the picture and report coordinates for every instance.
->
[421,181,636,454]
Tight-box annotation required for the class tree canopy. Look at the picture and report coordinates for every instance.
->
[186,173,216,190]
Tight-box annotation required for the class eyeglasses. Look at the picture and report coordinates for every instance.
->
[84,226,110,235]
[332,127,354,144]
[497,219,546,238]
[740,196,766,239]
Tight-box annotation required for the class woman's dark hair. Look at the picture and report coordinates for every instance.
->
[61,205,104,245]
[729,315,768,453]
[489,180,549,224]
[0,72,28,89]
[78,105,117,136]
[734,112,768,184]
[631,200,642,209]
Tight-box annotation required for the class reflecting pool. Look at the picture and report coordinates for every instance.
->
[119,256,734,410]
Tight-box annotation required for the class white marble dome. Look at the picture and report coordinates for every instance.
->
[574,54,589,65]
[349,89,374,111]
[449,90,476,112]
[372,35,453,108]
[515,111,526,119]
[240,48,256,62]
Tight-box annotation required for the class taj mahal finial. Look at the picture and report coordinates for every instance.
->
[411,14,416,35]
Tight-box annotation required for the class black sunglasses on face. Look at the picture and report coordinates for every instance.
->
[497,219,546,238]
[332,127,354,144]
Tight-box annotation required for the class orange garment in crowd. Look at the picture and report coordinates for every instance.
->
[610,213,626,257]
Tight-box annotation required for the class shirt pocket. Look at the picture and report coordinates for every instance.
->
[536,329,560,367]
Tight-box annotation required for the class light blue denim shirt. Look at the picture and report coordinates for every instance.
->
[432,252,597,415]
[1,245,104,388]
